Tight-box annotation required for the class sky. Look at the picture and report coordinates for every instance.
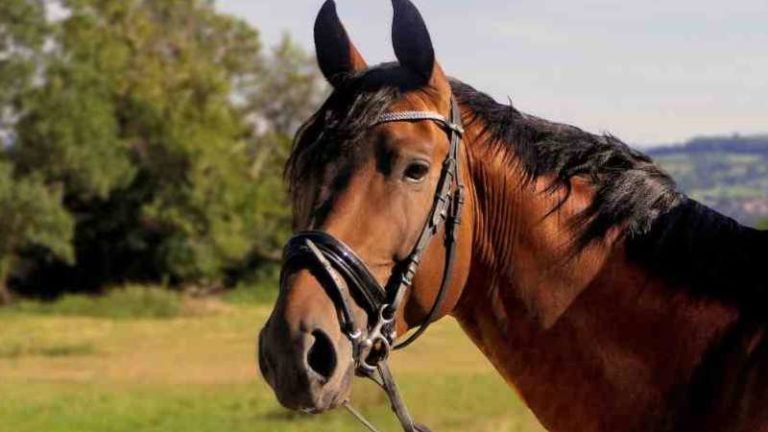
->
[216,0,767,147]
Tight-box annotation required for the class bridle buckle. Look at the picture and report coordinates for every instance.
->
[356,305,396,374]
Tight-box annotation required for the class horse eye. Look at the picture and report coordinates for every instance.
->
[404,161,430,182]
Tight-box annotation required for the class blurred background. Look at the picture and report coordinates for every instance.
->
[0,1,765,431]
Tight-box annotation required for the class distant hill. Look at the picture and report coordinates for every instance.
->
[644,135,768,226]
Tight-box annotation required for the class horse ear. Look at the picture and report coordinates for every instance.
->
[314,0,368,86]
[391,0,447,89]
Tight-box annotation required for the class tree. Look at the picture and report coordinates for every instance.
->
[0,0,74,302]
[0,0,47,135]
[0,160,73,303]
[244,35,327,263]
[2,0,325,296]
[16,0,265,287]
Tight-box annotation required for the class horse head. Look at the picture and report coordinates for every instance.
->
[258,0,473,417]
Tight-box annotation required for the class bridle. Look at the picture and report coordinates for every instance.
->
[281,95,465,432]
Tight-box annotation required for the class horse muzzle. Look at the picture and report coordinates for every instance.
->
[258,313,355,413]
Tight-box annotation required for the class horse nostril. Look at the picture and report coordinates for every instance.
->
[306,329,337,382]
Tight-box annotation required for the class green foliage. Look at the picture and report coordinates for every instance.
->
[0,160,74,301]
[6,285,183,319]
[245,35,327,261]
[0,0,324,297]
[0,0,46,50]
[14,62,136,198]
[758,219,768,230]
[0,0,47,111]
[0,161,74,261]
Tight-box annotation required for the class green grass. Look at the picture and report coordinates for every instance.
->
[4,285,183,319]
[0,342,96,359]
[0,295,544,432]
[222,282,279,305]
[0,376,535,432]
[222,266,281,306]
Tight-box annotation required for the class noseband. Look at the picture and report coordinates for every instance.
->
[281,95,465,432]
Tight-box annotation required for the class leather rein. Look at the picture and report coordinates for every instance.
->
[281,95,465,432]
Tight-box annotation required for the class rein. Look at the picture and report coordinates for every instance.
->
[281,95,465,432]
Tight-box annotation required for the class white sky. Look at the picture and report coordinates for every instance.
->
[216,0,767,147]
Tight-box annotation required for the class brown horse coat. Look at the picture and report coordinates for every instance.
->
[259,2,768,431]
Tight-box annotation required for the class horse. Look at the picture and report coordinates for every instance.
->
[258,1,768,431]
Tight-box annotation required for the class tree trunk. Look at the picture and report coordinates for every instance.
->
[0,281,11,305]
[0,260,11,305]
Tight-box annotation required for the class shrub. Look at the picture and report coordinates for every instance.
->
[8,285,183,319]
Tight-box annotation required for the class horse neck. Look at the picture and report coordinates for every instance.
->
[453,129,741,431]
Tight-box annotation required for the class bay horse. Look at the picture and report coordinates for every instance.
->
[258,1,768,431]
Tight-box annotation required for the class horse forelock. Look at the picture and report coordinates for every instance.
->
[286,63,449,229]
[286,68,401,228]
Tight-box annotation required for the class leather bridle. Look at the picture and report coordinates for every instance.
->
[281,95,465,432]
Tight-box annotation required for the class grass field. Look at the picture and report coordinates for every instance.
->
[0,291,544,432]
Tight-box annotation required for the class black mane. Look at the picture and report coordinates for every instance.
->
[451,80,682,249]
[628,199,768,307]
[288,66,767,303]
[451,80,767,303]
